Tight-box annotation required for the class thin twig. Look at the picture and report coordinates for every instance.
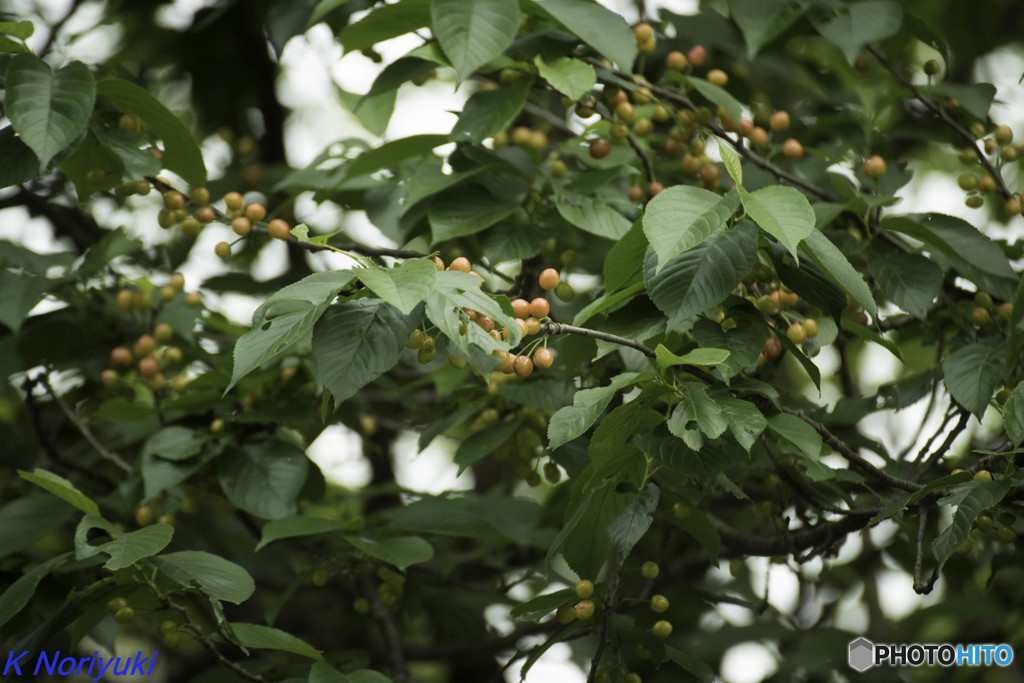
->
[359,578,408,681]
[163,598,270,683]
[918,408,971,475]
[39,0,82,57]
[781,407,922,492]
[542,321,655,357]
[586,554,619,683]
[38,372,132,472]
[867,45,1012,199]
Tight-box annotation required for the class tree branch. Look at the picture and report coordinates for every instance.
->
[587,555,619,683]
[37,372,132,472]
[781,407,922,492]
[542,321,655,357]
[163,598,269,683]
[867,45,1012,199]
[359,578,408,681]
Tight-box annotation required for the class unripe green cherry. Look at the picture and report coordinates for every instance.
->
[575,580,594,599]
[650,594,669,613]
[114,607,135,624]
[574,599,595,620]
[641,561,659,579]
[651,620,672,639]
[673,501,692,519]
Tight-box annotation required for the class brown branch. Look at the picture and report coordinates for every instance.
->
[359,578,408,681]
[542,321,655,357]
[780,407,922,492]
[163,598,269,683]
[867,45,1012,199]
[711,512,873,557]
[914,408,970,477]
[37,372,132,472]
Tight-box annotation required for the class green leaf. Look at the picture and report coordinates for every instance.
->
[533,55,595,101]
[681,75,743,126]
[766,413,822,461]
[431,0,519,81]
[142,426,207,461]
[0,20,35,39]
[338,86,397,138]
[1004,384,1024,446]
[0,270,49,332]
[424,270,521,357]
[344,535,434,571]
[801,229,877,317]
[0,126,44,188]
[96,523,174,571]
[769,242,847,321]
[257,516,347,551]
[868,252,943,319]
[509,588,576,622]
[337,0,431,51]
[666,645,716,683]
[95,127,161,179]
[356,259,437,315]
[229,270,354,392]
[605,219,647,293]
[450,78,532,144]
[690,319,764,383]
[868,472,970,526]
[312,299,417,404]
[809,0,903,64]
[556,195,632,240]
[429,188,519,243]
[645,220,758,329]
[716,397,767,452]
[18,468,100,516]
[481,222,543,263]
[5,55,94,168]
[942,340,1006,419]
[728,0,809,57]
[717,139,743,186]
[547,372,643,450]
[218,439,309,520]
[229,623,323,660]
[883,214,1017,300]
[642,186,740,272]
[918,83,996,122]
[607,482,659,558]
[151,551,255,604]
[739,185,815,259]
[344,134,447,181]
[670,505,720,564]
[572,281,643,326]
[655,345,730,370]
[532,0,636,69]
[0,494,73,559]
[454,418,521,474]
[668,383,728,449]
[96,78,206,185]
[933,479,1014,572]
[310,662,397,683]
[79,226,143,278]
[0,553,72,629]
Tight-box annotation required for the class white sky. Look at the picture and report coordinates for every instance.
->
[1,2,1023,681]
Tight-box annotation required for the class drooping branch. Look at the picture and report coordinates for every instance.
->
[542,321,655,357]
[37,372,132,473]
[587,554,620,683]
[867,45,1012,199]
[912,506,938,594]
[781,407,923,492]
[162,598,269,683]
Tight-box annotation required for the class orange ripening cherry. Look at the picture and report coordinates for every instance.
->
[538,268,560,291]
[528,298,550,318]
[533,348,554,369]
[511,298,530,319]
[448,257,471,273]
[513,355,534,377]
[267,218,290,240]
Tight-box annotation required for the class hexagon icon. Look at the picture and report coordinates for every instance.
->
[848,637,874,672]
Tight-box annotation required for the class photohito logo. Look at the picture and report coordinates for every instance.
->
[848,638,1014,672]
